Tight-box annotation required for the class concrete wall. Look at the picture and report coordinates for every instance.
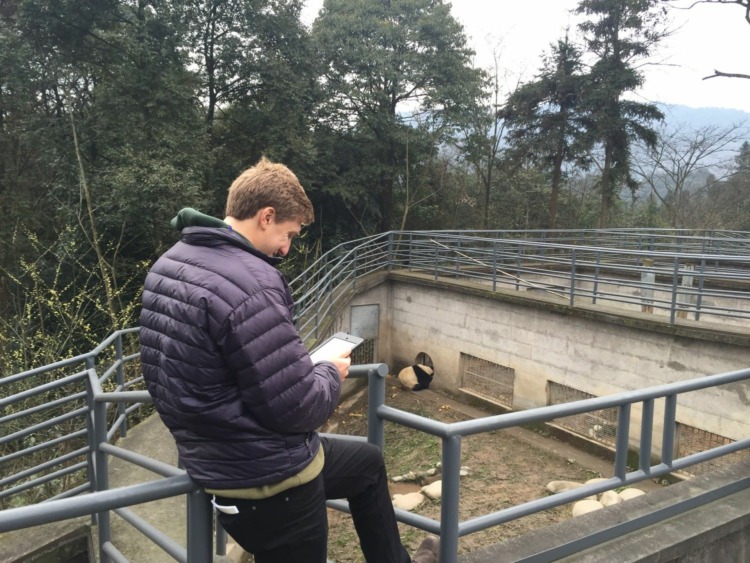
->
[347,272,750,451]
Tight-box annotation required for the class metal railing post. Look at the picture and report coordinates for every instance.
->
[93,381,112,563]
[592,250,601,304]
[614,403,631,480]
[639,399,654,474]
[366,364,388,451]
[695,258,706,321]
[388,232,394,272]
[569,249,577,306]
[492,241,498,292]
[439,435,462,563]
[661,395,677,466]
[669,257,680,325]
[187,489,213,563]
[85,369,98,525]
[215,517,228,556]
[115,333,127,438]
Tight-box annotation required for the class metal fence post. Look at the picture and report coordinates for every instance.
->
[93,383,112,563]
[492,241,498,292]
[85,369,98,526]
[388,232,394,272]
[614,404,631,481]
[187,488,213,563]
[440,435,462,563]
[115,333,127,438]
[661,395,677,466]
[695,258,706,321]
[569,249,577,307]
[366,364,388,451]
[592,250,601,305]
[669,256,680,325]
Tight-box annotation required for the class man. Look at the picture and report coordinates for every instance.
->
[139,157,439,562]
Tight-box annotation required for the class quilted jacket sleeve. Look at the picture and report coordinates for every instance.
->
[221,284,341,434]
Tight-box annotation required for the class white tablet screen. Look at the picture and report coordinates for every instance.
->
[310,337,360,363]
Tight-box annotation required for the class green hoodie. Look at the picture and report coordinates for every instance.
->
[170,207,228,230]
[170,207,254,247]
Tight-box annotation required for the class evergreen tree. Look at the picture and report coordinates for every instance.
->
[504,34,592,229]
[576,0,667,227]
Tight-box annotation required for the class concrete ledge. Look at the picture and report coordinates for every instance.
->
[385,270,750,347]
[0,518,92,563]
[459,460,750,563]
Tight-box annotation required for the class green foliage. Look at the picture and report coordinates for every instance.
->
[0,226,145,374]
[504,34,592,229]
[312,0,485,233]
[576,0,668,227]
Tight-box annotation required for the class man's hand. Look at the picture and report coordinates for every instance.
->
[328,354,351,380]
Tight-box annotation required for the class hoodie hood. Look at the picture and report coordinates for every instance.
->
[171,208,228,231]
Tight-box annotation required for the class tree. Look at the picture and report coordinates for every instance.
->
[179,0,318,207]
[705,141,750,229]
[312,0,485,233]
[504,33,592,229]
[631,123,747,227]
[577,0,668,227]
[454,45,509,230]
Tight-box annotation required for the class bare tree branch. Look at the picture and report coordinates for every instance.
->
[703,69,750,79]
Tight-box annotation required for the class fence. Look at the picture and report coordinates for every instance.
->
[2,229,749,562]
[291,230,750,337]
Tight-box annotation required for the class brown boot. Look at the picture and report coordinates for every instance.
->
[411,535,440,563]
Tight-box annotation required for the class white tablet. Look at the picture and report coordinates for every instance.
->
[310,332,363,364]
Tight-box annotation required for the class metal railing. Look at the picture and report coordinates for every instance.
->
[2,229,749,562]
[0,359,383,562]
[291,230,750,337]
[366,367,750,562]
[0,328,215,562]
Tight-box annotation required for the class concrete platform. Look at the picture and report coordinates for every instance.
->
[104,412,244,562]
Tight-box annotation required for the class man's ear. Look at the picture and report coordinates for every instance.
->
[259,207,276,227]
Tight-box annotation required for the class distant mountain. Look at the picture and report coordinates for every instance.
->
[658,104,750,131]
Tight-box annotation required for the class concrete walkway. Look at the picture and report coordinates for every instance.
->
[104,413,244,562]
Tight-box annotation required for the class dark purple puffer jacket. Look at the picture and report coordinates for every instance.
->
[139,226,341,489]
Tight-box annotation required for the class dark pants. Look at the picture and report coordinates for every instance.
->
[215,436,411,563]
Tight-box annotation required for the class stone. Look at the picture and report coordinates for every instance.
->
[545,480,584,494]
[421,480,442,500]
[584,477,609,485]
[572,499,604,517]
[599,490,621,507]
[392,492,426,511]
[619,488,646,501]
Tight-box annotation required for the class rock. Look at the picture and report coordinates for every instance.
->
[426,468,437,476]
[584,477,608,485]
[459,469,469,477]
[545,480,584,494]
[599,490,621,507]
[392,492,426,511]
[391,475,404,483]
[420,480,442,500]
[572,500,604,517]
[619,488,646,501]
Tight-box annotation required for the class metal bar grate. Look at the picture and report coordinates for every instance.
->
[549,382,618,447]
[461,354,515,408]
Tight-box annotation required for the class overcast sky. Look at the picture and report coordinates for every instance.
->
[301,0,750,113]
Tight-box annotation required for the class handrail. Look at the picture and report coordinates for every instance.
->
[2,230,749,562]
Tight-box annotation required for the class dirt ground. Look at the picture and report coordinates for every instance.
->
[321,377,667,563]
